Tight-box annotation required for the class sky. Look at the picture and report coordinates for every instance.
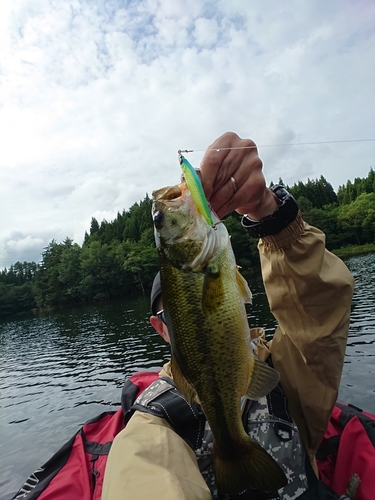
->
[1,0,374,270]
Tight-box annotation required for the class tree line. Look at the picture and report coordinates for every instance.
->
[1,169,374,318]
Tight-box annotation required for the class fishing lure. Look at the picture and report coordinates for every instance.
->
[178,153,213,226]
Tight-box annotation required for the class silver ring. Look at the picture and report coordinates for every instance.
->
[230,176,237,193]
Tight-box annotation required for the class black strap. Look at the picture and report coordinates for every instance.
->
[315,436,341,462]
[121,377,143,416]
[265,356,293,423]
[84,440,112,455]
[336,402,375,445]
[126,377,206,451]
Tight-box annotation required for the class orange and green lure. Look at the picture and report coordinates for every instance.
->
[179,154,213,226]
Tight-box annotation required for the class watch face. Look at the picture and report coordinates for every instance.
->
[272,185,289,201]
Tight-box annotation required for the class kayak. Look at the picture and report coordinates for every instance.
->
[8,371,375,500]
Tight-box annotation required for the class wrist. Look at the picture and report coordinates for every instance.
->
[245,188,280,221]
[241,185,299,238]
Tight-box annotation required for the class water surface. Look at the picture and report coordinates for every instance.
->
[1,253,374,498]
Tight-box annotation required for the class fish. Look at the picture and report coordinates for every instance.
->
[179,154,213,226]
[152,181,288,495]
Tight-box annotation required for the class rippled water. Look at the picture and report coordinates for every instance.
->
[1,253,374,498]
[338,252,375,412]
[0,298,171,498]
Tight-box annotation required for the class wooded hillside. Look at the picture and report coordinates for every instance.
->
[1,169,374,317]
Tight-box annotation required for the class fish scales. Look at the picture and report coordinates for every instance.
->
[152,181,287,494]
[161,249,251,441]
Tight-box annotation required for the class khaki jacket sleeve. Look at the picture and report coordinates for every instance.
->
[102,411,211,500]
[260,213,354,467]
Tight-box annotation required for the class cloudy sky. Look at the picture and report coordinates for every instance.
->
[1,0,374,269]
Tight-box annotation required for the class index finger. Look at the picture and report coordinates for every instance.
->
[199,133,236,200]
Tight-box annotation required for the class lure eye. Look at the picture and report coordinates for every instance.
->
[153,210,164,229]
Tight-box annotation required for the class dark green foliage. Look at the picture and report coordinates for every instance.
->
[0,261,38,316]
[0,282,36,316]
[302,205,342,250]
[1,170,374,318]
[337,168,375,205]
[288,176,337,208]
[223,214,260,269]
[288,169,374,250]
[80,241,121,300]
[90,217,100,236]
[337,193,375,245]
[58,243,83,301]
[33,239,73,308]
[121,242,159,296]
[0,195,158,317]
[122,195,153,242]
[0,261,38,285]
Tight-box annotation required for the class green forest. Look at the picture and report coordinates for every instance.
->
[1,169,374,318]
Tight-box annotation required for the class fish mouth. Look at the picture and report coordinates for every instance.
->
[152,182,193,230]
[152,184,183,202]
[152,184,184,231]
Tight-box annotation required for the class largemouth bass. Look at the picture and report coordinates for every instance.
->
[152,181,287,495]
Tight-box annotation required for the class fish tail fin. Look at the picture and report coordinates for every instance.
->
[214,437,287,495]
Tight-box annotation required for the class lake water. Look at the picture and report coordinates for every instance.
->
[1,252,374,498]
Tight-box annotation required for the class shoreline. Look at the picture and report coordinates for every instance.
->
[331,244,375,259]
[2,246,375,320]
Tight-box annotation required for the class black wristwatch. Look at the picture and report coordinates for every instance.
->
[241,185,299,238]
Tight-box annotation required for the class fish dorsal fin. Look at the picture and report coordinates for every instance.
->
[245,357,280,400]
[201,264,224,314]
[171,356,197,403]
[236,267,252,304]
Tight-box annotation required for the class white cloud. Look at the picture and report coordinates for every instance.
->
[6,234,45,253]
[194,17,219,46]
[2,234,46,268]
[0,0,374,269]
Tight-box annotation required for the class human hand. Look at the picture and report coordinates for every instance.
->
[200,132,278,220]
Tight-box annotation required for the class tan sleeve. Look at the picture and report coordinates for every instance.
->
[259,212,354,467]
[102,411,211,500]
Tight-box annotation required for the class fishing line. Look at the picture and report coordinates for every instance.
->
[178,138,375,154]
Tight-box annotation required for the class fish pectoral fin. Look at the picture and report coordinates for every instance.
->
[201,265,224,313]
[171,356,197,403]
[245,357,280,400]
[236,267,252,304]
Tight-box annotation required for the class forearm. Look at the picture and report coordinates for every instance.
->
[102,411,211,500]
[258,214,354,463]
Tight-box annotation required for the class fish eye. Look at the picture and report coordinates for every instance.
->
[153,210,164,228]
